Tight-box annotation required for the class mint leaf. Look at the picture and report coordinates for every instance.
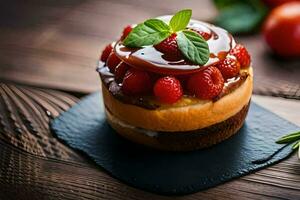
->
[276,131,300,144]
[144,19,171,32]
[177,30,209,65]
[123,22,170,48]
[170,9,192,32]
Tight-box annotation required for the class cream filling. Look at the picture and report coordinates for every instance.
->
[105,109,158,137]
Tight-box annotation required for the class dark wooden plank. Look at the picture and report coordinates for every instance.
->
[0,0,299,99]
[0,82,299,199]
[0,0,214,93]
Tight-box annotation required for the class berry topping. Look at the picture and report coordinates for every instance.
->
[122,68,152,95]
[216,57,240,79]
[114,62,129,83]
[106,52,121,72]
[100,43,113,62]
[121,25,133,40]
[187,66,224,100]
[229,44,251,68]
[190,29,212,40]
[154,33,182,58]
[153,76,183,104]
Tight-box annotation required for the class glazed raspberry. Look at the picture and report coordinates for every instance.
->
[187,66,224,100]
[190,29,212,40]
[122,68,151,95]
[121,25,133,40]
[153,76,183,104]
[106,52,121,72]
[229,44,251,68]
[216,57,240,79]
[154,33,181,58]
[100,43,113,62]
[114,62,129,83]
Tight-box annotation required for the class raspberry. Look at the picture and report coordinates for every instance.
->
[100,43,113,62]
[153,76,183,104]
[190,29,212,40]
[122,68,151,95]
[121,25,133,40]
[216,57,240,79]
[229,44,251,68]
[154,33,181,58]
[114,62,129,83]
[106,52,121,72]
[187,66,224,100]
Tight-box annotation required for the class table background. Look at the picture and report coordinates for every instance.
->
[0,0,299,199]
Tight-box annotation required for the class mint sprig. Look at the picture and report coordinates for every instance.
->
[170,9,192,32]
[177,30,209,65]
[123,9,210,66]
[276,131,300,159]
[123,22,170,47]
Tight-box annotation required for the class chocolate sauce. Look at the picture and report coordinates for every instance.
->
[115,16,235,75]
[97,17,246,110]
[213,73,249,101]
[97,65,160,110]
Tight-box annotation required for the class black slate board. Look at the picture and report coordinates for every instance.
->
[51,92,299,195]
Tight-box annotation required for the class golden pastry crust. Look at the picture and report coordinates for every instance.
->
[102,67,253,132]
[105,101,250,151]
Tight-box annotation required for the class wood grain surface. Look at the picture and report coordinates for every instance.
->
[0,0,299,98]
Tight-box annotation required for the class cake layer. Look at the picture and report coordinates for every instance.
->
[102,67,253,132]
[105,101,250,151]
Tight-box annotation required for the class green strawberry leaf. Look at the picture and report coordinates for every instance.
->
[213,1,268,34]
[170,9,192,32]
[213,0,246,9]
[177,30,209,65]
[123,21,170,48]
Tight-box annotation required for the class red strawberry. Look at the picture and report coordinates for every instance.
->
[121,25,133,40]
[154,33,181,58]
[187,66,224,100]
[122,68,151,95]
[114,62,129,83]
[229,44,251,68]
[106,52,121,72]
[216,57,240,79]
[100,43,113,62]
[153,76,183,104]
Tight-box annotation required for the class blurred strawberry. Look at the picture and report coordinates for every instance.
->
[262,0,298,8]
[263,2,300,57]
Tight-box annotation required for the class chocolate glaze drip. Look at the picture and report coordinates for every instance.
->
[213,73,249,102]
[97,17,248,110]
[115,16,235,74]
[98,66,159,109]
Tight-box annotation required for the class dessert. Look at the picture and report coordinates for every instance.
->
[97,9,253,151]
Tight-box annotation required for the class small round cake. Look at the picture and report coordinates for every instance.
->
[97,10,252,151]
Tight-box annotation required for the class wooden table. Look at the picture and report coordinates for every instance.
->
[0,1,299,199]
